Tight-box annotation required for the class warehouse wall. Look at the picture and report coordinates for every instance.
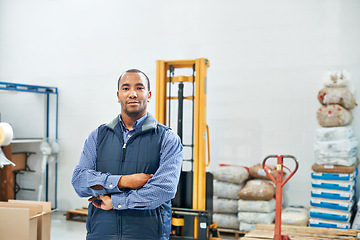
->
[0,0,360,211]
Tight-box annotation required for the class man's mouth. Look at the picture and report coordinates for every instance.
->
[127,101,139,105]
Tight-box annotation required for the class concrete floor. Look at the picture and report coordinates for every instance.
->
[50,211,242,240]
[51,211,86,240]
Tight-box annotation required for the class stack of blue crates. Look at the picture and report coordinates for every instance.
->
[310,125,359,229]
[309,169,357,229]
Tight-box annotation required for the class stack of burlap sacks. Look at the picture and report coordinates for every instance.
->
[237,164,277,232]
[212,164,278,232]
[212,165,249,229]
[310,70,358,229]
[241,165,309,230]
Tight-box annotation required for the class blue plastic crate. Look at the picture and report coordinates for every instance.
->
[309,218,350,229]
[310,208,351,222]
[310,198,354,212]
[311,188,354,201]
[311,169,357,181]
[311,179,355,191]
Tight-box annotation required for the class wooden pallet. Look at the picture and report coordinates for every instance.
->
[218,228,246,239]
[241,224,359,240]
[66,207,88,222]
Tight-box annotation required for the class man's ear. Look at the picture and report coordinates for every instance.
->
[147,91,152,102]
[117,91,120,103]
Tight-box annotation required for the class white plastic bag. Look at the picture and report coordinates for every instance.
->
[315,137,358,152]
[281,207,309,226]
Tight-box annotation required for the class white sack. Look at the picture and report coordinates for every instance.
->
[213,213,239,229]
[213,198,238,213]
[239,222,256,232]
[213,180,244,199]
[237,211,275,224]
[212,165,249,184]
[238,199,276,213]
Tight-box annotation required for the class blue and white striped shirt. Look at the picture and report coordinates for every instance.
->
[72,113,183,210]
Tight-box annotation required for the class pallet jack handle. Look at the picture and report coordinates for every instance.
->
[262,155,299,240]
[263,155,299,187]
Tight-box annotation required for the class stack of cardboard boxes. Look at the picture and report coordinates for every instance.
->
[0,200,51,240]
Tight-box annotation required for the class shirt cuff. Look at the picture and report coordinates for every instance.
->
[111,191,128,210]
[105,175,122,194]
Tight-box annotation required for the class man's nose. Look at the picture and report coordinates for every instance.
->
[129,90,137,98]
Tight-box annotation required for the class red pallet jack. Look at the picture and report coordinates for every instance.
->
[262,155,299,240]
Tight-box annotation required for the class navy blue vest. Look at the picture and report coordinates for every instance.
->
[86,114,171,240]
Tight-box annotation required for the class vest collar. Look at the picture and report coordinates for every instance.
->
[106,113,157,134]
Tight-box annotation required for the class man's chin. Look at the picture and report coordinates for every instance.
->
[124,109,145,117]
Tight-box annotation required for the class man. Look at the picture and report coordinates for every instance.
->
[72,69,183,240]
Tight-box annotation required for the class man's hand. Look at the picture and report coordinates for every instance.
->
[88,195,114,210]
[118,173,153,189]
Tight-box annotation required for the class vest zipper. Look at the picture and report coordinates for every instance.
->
[122,143,126,162]
[121,128,154,162]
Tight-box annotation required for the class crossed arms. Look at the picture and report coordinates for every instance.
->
[71,128,183,211]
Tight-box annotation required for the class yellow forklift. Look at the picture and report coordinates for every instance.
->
[156,58,220,240]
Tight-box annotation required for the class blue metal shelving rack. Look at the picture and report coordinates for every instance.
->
[0,81,59,209]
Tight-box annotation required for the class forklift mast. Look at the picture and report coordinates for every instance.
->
[156,59,216,240]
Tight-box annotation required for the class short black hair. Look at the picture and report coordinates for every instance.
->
[117,69,150,91]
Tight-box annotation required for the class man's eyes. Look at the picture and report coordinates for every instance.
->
[121,87,144,91]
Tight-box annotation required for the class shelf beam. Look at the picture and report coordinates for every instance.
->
[0,82,57,94]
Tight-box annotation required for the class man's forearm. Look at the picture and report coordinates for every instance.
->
[72,164,122,197]
[117,173,153,189]
[90,173,153,191]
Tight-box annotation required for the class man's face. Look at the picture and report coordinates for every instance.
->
[117,72,151,118]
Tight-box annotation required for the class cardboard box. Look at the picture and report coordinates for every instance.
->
[11,153,26,171]
[0,202,42,240]
[8,200,52,240]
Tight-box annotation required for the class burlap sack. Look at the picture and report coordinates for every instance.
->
[316,105,353,127]
[318,87,356,110]
[238,179,275,201]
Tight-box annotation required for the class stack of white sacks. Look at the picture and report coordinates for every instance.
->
[212,164,249,229]
[310,70,358,229]
[237,164,277,232]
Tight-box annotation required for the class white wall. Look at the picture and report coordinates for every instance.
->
[1,0,360,211]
